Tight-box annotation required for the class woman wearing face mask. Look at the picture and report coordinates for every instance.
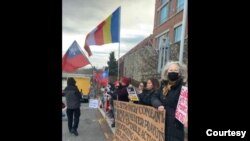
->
[151,61,187,141]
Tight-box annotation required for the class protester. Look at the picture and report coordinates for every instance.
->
[151,61,187,141]
[109,80,120,127]
[136,81,145,94]
[110,77,130,128]
[110,80,119,100]
[138,78,159,106]
[117,77,130,102]
[64,77,82,136]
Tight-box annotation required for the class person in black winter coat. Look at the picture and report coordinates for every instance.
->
[117,77,130,102]
[138,78,159,106]
[151,62,187,141]
[64,77,82,136]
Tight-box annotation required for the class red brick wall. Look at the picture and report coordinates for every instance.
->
[153,0,187,48]
[118,0,189,82]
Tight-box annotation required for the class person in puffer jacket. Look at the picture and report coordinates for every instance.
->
[64,77,82,136]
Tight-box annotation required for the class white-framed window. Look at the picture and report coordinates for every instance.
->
[159,0,169,24]
[157,32,170,73]
[176,0,184,12]
[174,25,182,43]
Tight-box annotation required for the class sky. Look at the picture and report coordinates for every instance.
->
[63,0,155,69]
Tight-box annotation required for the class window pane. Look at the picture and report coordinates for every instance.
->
[158,33,168,49]
[174,25,182,42]
[157,33,169,70]
[177,0,184,12]
[160,4,168,24]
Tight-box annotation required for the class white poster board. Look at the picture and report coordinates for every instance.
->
[89,99,99,108]
[127,87,139,101]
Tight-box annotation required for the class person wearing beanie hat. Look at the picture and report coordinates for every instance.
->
[121,77,130,86]
[116,76,130,102]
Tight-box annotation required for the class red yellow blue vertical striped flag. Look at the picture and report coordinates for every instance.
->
[84,7,120,56]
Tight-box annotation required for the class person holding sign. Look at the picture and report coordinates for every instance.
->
[117,77,130,102]
[137,78,159,106]
[151,62,187,141]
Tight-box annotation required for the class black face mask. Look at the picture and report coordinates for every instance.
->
[168,72,179,81]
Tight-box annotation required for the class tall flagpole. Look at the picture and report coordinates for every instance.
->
[118,43,120,80]
[118,6,121,81]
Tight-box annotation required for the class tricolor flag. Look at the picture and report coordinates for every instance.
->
[62,40,90,72]
[84,7,120,56]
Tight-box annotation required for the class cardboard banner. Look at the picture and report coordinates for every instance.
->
[175,86,188,124]
[113,101,165,141]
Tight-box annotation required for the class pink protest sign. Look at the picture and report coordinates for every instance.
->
[175,86,188,125]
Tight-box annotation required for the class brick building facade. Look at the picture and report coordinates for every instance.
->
[118,0,187,86]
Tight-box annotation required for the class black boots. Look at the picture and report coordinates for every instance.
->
[71,129,78,136]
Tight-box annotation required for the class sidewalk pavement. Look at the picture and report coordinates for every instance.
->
[98,108,115,134]
[62,103,114,141]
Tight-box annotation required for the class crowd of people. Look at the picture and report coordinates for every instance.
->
[99,61,187,141]
[62,61,188,141]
